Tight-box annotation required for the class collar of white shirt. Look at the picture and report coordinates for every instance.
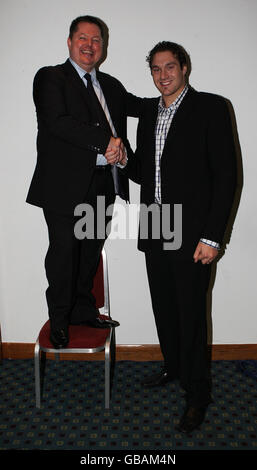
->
[69,57,98,86]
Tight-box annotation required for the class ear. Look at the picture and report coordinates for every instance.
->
[182,64,187,77]
[67,37,71,50]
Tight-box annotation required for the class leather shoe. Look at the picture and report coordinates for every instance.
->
[86,317,120,329]
[176,406,206,434]
[141,370,173,388]
[50,328,69,349]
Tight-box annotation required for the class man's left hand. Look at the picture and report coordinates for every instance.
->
[193,242,218,264]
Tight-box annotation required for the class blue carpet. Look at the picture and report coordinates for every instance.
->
[0,359,256,451]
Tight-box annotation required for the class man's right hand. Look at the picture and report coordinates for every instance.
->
[105,137,126,165]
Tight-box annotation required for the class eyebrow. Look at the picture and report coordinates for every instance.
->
[78,33,101,37]
[152,61,177,68]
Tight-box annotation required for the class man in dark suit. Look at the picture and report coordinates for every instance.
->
[26,15,137,348]
[126,41,237,433]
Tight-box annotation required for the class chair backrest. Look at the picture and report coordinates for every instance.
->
[92,248,109,315]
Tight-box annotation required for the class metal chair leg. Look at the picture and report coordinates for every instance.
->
[34,340,41,408]
[105,327,116,409]
[105,329,112,409]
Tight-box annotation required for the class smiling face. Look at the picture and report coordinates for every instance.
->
[67,21,103,72]
[151,51,187,107]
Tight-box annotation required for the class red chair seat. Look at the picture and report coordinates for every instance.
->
[35,249,114,409]
[39,316,111,349]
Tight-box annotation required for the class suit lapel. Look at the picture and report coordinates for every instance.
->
[62,59,92,110]
[164,87,197,145]
[96,72,111,102]
[96,71,118,125]
[144,91,196,163]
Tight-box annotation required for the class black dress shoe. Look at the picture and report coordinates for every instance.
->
[141,370,173,388]
[176,406,206,434]
[50,328,69,349]
[86,317,120,329]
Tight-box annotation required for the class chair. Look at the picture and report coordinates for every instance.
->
[34,247,116,409]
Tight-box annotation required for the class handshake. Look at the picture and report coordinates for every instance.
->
[105,136,127,166]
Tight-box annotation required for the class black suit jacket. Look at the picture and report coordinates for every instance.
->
[26,59,136,214]
[127,87,237,252]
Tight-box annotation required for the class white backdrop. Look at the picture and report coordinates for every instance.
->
[0,0,256,345]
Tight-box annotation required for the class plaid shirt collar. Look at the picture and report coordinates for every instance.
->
[158,85,189,112]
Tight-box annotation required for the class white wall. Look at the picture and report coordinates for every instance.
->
[0,0,256,345]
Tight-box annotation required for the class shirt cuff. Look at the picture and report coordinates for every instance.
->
[200,238,220,250]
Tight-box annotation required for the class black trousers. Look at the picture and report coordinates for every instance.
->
[43,167,115,330]
[145,246,212,407]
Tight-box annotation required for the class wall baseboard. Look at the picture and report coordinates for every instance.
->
[1,342,257,361]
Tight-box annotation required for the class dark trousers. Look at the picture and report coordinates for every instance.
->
[145,247,212,407]
[43,167,115,330]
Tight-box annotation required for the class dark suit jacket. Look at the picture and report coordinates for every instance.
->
[26,59,136,214]
[127,87,237,252]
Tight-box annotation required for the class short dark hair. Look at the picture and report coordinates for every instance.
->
[69,15,104,39]
[146,41,190,70]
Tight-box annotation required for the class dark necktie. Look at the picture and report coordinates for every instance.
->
[84,73,112,134]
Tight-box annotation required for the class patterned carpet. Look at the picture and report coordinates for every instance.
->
[0,359,256,452]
